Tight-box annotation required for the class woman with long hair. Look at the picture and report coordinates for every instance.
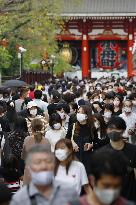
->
[5,101,17,131]
[91,114,109,150]
[21,118,50,160]
[54,139,91,195]
[21,118,50,185]
[113,95,123,116]
[71,105,94,175]
[9,116,28,159]
[45,113,66,152]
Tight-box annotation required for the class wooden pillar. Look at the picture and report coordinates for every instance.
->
[127,19,133,78]
[82,20,90,79]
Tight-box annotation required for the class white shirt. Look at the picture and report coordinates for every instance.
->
[33,99,48,112]
[45,128,66,152]
[62,115,70,131]
[120,112,136,140]
[55,161,88,195]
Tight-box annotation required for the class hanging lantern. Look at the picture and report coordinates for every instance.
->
[60,43,72,63]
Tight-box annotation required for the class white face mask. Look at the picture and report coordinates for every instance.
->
[123,107,132,113]
[97,87,101,91]
[77,113,87,123]
[114,101,120,107]
[55,149,69,161]
[3,97,10,102]
[94,99,100,102]
[127,91,131,96]
[99,98,103,103]
[30,109,37,116]
[94,187,120,205]
[58,89,62,93]
[30,170,54,186]
[104,112,112,119]
[58,112,66,120]
[53,123,61,130]
[133,101,136,106]
[108,89,113,92]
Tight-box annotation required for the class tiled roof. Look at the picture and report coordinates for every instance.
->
[61,0,136,16]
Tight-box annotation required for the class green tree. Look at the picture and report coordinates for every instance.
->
[0,0,62,58]
[54,56,72,75]
[7,39,20,75]
[0,0,81,75]
[0,47,12,75]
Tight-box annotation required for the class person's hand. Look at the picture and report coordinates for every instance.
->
[84,143,93,151]
[72,141,79,152]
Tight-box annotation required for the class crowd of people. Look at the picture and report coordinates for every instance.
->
[0,76,136,205]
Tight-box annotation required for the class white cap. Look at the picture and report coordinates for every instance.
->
[27,101,37,109]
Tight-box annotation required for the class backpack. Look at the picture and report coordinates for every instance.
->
[1,132,13,165]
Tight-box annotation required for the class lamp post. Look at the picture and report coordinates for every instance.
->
[18,46,27,78]
[50,55,56,79]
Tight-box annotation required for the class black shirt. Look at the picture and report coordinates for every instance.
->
[114,109,122,116]
[98,143,136,202]
[0,116,10,132]
[47,103,58,116]
[102,143,136,168]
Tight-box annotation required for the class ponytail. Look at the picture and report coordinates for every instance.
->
[34,131,43,143]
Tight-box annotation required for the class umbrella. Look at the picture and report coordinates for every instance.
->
[2,79,27,88]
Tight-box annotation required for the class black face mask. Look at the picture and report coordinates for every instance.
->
[108,131,122,142]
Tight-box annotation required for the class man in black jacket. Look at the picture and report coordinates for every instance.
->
[98,116,136,202]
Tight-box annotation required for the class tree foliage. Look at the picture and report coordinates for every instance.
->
[0,0,81,75]
[0,46,12,75]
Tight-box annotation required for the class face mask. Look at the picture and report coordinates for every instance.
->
[94,187,120,205]
[133,101,136,106]
[97,87,101,91]
[114,101,120,107]
[55,149,69,161]
[30,109,37,116]
[94,99,100,102]
[108,131,122,142]
[99,98,103,103]
[108,89,112,92]
[104,112,112,119]
[77,113,87,123]
[53,123,61,130]
[127,82,131,87]
[58,112,66,120]
[3,97,9,102]
[104,90,108,93]
[58,89,62,93]
[123,107,132,113]
[94,121,100,129]
[127,91,131,96]
[30,170,54,186]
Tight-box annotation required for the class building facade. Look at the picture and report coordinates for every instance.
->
[57,0,136,78]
